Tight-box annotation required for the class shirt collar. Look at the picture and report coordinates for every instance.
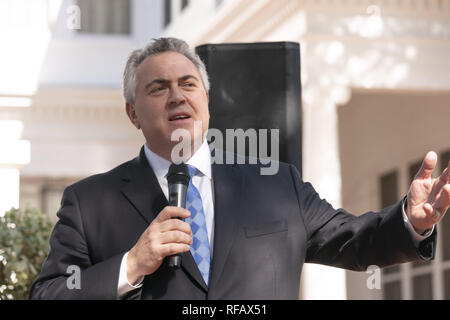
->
[144,140,212,181]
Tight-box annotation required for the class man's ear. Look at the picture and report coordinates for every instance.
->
[126,102,141,129]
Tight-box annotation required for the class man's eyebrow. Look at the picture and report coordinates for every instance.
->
[144,75,200,90]
[179,75,200,82]
[144,78,169,91]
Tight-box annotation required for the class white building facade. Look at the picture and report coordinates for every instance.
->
[1,0,449,299]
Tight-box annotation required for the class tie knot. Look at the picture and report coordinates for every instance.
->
[188,165,197,178]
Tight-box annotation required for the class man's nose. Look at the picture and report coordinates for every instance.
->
[168,86,186,105]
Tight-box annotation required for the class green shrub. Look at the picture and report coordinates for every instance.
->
[0,206,53,300]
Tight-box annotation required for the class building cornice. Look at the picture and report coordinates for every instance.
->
[0,88,126,122]
[194,0,450,44]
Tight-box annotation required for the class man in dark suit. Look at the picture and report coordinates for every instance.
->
[30,38,449,300]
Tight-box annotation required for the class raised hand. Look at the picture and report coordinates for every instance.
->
[406,151,450,234]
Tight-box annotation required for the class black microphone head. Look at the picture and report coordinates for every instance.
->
[167,163,190,186]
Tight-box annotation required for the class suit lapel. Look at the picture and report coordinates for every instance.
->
[120,147,166,224]
[120,146,208,292]
[209,161,245,292]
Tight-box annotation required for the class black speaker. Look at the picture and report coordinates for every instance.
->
[195,42,302,176]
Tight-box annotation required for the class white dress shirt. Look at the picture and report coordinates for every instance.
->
[117,142,434,298]
[402,199,435,245]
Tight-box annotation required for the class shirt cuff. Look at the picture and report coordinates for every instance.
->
[117,251,144,299]
[402,199,434,247]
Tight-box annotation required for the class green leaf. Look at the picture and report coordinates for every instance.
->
[0,206,54,300]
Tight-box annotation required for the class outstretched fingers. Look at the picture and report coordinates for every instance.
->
[415,151,438,180]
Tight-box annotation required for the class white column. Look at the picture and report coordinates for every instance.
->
[0,167,21,215]
[299,84,347,300]
[0,120,30,216]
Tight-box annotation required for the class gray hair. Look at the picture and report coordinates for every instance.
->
[122,37,210,104]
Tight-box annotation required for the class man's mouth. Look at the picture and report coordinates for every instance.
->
[169,114,191,121]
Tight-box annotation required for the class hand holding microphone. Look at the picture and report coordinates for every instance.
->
[126,163,192,282]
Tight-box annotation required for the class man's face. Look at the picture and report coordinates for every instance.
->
[127,51,210,160]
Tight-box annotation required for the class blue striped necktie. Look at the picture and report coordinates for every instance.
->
[185,165,211,286]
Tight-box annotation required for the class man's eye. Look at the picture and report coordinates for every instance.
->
[150,87,166,94]
[183,82,195,87]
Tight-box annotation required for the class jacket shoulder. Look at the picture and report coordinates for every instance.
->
[67,157,137,193]
[236,157,295,178]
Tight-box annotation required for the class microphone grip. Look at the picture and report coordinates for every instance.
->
[167,183,188,268]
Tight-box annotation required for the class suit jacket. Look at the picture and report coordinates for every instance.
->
[30,147,436,299]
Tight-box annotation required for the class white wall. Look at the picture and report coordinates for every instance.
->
[39,0,164,87]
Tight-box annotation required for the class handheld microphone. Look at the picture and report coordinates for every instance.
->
[166,163,190,268]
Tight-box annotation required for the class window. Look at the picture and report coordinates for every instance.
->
[77,0,130,34]
[181,0,189,10]
[412,274,432,299]
[380,170,398,208]
[380,148,450,299]
[164,0,189,28]
[164,0,172,27]
[383,281,401,300]
[379,170,401,296]
[444,269,450,299]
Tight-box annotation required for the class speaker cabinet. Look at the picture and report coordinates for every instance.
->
[196,42,302,176]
